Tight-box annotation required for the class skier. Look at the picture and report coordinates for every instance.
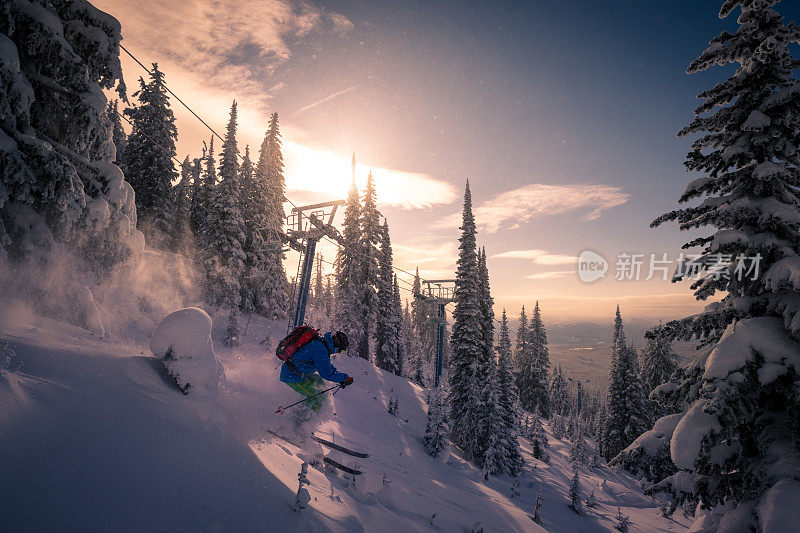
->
[280,330,354,412]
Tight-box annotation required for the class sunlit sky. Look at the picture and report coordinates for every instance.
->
[95,0,800,323]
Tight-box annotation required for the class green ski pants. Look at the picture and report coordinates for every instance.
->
[286,374,325,411]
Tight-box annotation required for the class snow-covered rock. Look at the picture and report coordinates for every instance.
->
[150,307,221,396]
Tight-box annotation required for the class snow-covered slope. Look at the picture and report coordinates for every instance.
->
[0,308,688,532]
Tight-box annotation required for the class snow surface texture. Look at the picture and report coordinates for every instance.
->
[149,307,221,397]
[0,311,690,532]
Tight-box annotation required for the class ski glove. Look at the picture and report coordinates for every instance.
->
[339,376,353,388]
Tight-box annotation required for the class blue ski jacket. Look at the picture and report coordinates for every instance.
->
[279,332,349,384]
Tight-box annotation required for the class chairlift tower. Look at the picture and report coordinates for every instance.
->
[418,279,456,388]
[285,200,346,330]
[567,373,591,415]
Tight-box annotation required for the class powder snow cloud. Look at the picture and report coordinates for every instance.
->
[435,184,630,233]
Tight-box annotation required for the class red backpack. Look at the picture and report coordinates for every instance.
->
[276,326,320,373]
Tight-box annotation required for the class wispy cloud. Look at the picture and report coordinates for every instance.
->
[435,184,629,233]
[96,0,353,101]
[491,249,576,266]
[525,270,574,280]
[290,86,358,117]
[393,243,458,270]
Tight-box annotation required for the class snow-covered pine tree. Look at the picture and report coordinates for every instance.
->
[121,63,177,248]
[498,308,512,367]
[1,2,140,275]
[357,171,381,360]
[423,386,450,458]
[335,177,365,357]
[172,155,194,254]
[514,305,528,372]
[518,301,551,416]
[496,325,524,476]
[568,471,583,514]
[570,426,588,466]
[548,364,569,417]
[594,399,606,453]
[585,489,597,509]
[106,99,126,166]
[614,507,630,533]
[636,2,800,529]
[410,267,431,384]
[601,331,651,462]
[392,275,405,375]
[475,247,509,469]
[191,137,216,250]
[376,220,400,373]
[529,404,549,461]
[204,102,246,346]
[238,143,260,314]
[448,181,485,461]
[402,300,414,377]
[639,326,678,406]
[249,113,289,319]
[532,491,543,524]
[479,354,502,475]
[476,248,495,383]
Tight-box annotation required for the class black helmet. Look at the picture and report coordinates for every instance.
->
[332,331,349,353]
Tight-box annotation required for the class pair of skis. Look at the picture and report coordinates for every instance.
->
[269,430,368,475]
[313,434,368,476]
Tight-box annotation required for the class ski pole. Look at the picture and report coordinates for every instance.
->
[275,384,341,414]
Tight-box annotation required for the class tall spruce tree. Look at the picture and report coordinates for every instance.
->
[121,63,177,248]
[172,155,194,253]
[601,308,650,461]
[402,300,415,378]
[480,360,504,479]
[205,102,246,346]
[514,305,528,372]
[376,220,401,373]
[335,179,365,357]
[238,144,258,313]
[518,301,551,416]
[357,171,382,360]
[548,364,569,417]
[191,137,216,251]
[498,309,512,370]
[424,387,450,458]
[639,326,678,400]
[641,2,800,528]
[496,333,524,476]
[476,248,495,383]
[411,267,433,384]
[392,275,405,376]
[250,114,289,319]
[448,181,484,461]
[568,472,583,514]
